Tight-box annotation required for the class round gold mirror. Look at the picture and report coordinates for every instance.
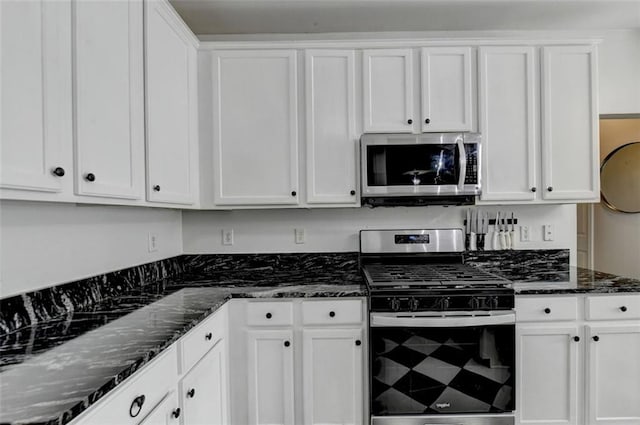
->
[600,141,640,213]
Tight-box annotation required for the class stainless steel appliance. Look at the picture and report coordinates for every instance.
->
[360,133,481,206]
[361,229,515,425]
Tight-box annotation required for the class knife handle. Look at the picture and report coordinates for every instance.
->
[499,231,507,250]
[465,234,470,251]
[477,234,484,251]
[504,232,511,249]
[492,231,500,250]
[509,230,516,249]
[469,232,477,251]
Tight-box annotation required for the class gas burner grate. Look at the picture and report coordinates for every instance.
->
[364,263,510,287]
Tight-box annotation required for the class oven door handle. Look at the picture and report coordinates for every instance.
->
[370,312,515,328]
[456,136,467,191]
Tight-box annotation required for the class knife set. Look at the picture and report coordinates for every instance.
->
[464,209,518,251]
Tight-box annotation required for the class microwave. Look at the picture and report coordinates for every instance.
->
[360,133,481,206]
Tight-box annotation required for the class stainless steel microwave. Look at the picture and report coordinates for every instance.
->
[360,133,481,206]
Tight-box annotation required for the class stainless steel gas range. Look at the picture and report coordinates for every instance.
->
[360,229,516,425]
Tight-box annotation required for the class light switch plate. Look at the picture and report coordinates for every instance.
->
[520,225,530,242]
[222,229,234,245]
[295,228,305,244]
[543,224,554,241]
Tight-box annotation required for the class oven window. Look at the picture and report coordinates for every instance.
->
[366,144,460,186]
[371,325,515,416]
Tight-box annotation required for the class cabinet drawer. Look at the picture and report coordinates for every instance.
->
[247,301,293,326]
[586,294,640,321]
[181,306,227,374]
[516,296,578,322]
[302,299,363,325]
[74,346,178,425]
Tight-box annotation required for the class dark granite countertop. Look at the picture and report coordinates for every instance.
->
[0,254,366,425]
[510,267,640,295]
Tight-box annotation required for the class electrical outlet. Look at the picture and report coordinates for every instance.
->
[520,225,530,242]
[148,232,158,252]
[222,228,234,246]
[295,228,305,244]
[543,224,554,241]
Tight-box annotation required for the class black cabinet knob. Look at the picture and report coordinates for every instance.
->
[284,340,290,347]
[355,340,362,346]
[592,335,600,342]
[329,311,336,318]
[205,332,212,340]
[52,167,65,177]
[407,119,413,124]
[531,187,537,193]
[85,173,95,182]
[266,312,272,319]
[187,388,195,398]
[424,118,431,124]
[172,408,181,419]
[573,336,580,342]
[291,191,297,196]
[129,395,146,418]
[350,190,356,196]
[153,185,161,192]
[544,308,551,314]
[547,186,553,192]
[620,306,628,312]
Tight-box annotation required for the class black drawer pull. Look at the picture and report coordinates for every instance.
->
[187,388,195,398]
[424,118,431,124]
[172,408,181,419]
[266,312,272,319]
[350,190,356,196]
[620,306,628,312]
[52,167,65,177]
[129,395,145,418]
[592,335,600,342]
[153,185,161,192]
[284,340,290,347]
[329,311,336,318]
[85,173,95,182]
[355,340,362,346]
[544,308,551,314]
[573,336,580,342]
[205,332,212,340]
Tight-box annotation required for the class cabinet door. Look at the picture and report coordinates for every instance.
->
[305,50,358,205]
[362,49,414,133]
[586,324,640,424]
[516,324,580,425]
[181,339,229,425]
[247,330,295,425]
[212,50,299,205]
[1,0,71,192]
[73,0,144,199]
[421,47,474,132]
[138,391,180,425]
[302,328,363,425]
[479,46,537,202]
[541,45,599,201]
[145,0,198,205]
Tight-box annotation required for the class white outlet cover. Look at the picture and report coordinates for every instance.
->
[148,233,158,252]
[222,229,234,245]
[543,224,554,241]
[520,225,530,242]
[295,228,305,244]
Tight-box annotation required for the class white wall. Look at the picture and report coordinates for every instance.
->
[598,29,640,114]
[183,204,577,261]
[593,206,640,278]
[0,201,183,298]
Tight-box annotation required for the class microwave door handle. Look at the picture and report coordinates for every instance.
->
[456,137,467,191]
[370,313,515,328]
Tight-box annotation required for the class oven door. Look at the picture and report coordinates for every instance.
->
[361,133,478,197]
[370,311,515,423]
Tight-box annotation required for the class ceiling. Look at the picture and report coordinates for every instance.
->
[169,0,640,36]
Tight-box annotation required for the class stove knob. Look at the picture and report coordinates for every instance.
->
[470,297,480,310]
[491,296,500,309]
[441,297,450,310]
[390,298,401,312]
[409,298,420,311]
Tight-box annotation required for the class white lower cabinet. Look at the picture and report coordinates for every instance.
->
[302,328,363,425]
[247,330,295,425]
[516,294,640,425]
[181,338,229,425]
[230,298,367,425]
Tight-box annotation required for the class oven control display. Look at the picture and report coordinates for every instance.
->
[395,234,430,244]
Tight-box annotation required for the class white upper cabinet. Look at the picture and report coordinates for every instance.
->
[479,46,538,202]
[1,0,72,193]
[212,50,299,206]
[362,49,415,133]
[145,0,198,205]
[73,0,145,199]
[541,45,599,202]
[305,50,358,205]
[421,47,475,132]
